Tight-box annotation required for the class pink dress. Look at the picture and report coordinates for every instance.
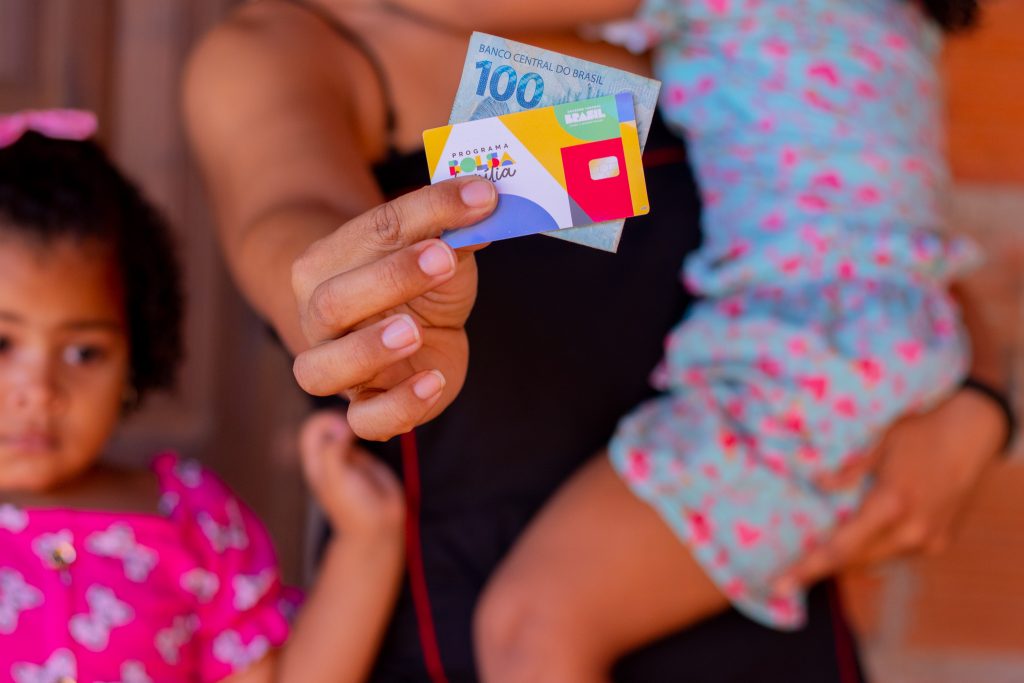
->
[0,453,298,683]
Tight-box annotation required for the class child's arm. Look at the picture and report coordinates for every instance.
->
[384,0,640,33]
[225,412,405,683]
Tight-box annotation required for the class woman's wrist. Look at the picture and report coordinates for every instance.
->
[960,375,1017,456]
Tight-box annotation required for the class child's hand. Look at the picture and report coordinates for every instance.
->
[299,410,405,543]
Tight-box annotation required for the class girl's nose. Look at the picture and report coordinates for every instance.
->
[6,359,62,414]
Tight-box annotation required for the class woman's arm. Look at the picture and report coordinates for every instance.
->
[184,4,499,440]
[183,6,386,353]
[384,0,640,33]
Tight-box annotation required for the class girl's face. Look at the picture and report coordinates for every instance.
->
[0,234,129,493]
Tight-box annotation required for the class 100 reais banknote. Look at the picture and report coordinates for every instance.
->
[449,32,661,253]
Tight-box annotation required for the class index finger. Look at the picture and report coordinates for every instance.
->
[303,177,497,278]
[774,489,904,592]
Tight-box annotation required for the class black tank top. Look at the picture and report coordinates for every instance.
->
[292,4,864,682]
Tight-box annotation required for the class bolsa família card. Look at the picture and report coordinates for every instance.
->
[423,92,650,249]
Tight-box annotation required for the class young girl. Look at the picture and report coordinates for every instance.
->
[385,0,981,675]
[0,111,404,682]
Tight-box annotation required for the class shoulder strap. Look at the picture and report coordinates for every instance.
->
[288,1,399,148]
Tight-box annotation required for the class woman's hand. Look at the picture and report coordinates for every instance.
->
[291,177,497,441]
[775,388,1008,591]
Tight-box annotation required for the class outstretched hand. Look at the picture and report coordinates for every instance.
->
[291,177,497,441]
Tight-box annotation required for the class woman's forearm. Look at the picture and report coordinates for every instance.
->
[385,0,641,32]
[952,282,1006,389]
[227,203,348,355]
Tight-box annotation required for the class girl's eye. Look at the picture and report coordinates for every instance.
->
[0,335,11,355]
[63,344,108,366]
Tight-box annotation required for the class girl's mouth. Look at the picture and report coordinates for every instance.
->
[0,430,58,453]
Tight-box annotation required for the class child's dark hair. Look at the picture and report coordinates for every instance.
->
[921,0,979,30]
[0,131,184,407]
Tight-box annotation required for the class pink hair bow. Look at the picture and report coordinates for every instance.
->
[0,109,98,148]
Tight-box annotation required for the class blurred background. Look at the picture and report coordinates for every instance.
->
[0,1,1020,681]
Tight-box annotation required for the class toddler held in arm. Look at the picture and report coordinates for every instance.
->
[391,0,979,632]
[604,0,978,626]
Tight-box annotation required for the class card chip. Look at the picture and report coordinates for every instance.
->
[589,156,620,180]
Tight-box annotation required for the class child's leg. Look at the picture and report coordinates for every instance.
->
[474,455,727,683]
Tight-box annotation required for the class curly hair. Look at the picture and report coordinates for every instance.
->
[0,131,184,407]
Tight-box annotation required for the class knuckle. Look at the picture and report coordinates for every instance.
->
[349,411,387,442]
[425,184,456,226]
[899,522,929,548]
[382,396,417,439]
[290,249,315,296]
[391,414,418,439]
[344,335,378,377]
[369,202,404,250]
[309,281,349,335]
[293,353,325,395]
[876,488,908,517]
[376,255,409,298]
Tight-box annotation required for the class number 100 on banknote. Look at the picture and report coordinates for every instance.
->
[424,92,649,249]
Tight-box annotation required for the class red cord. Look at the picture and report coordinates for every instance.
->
[401,430,450,683]
[642,145,688,168]
[827,581,863,683]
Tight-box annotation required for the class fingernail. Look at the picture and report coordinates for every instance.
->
[418,242,455,277]
[412,370,445,400]
[459,179,495,208]
[323,416,348,442]
[381,315,418,350]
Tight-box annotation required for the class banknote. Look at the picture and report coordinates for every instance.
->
[449,32,661,252]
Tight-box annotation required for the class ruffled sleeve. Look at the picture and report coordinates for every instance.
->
[154,453,302,682]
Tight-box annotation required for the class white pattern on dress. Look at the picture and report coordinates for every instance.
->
[98,660,153,683]
[174,459,205,488]
[11,648,76,683]
[0,568,43,634]
[155,614,199,665]
[0,505,28,533]
[180,567,220,604]
[212,630,270,670]
[85,523,158,582]
[158,491,180,516]
[198,498,249,553]
[68,585,134,652]
[232,568,275,611]
[31,529,74,570]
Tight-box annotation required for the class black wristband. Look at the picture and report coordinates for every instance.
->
[960,376,1018,456]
